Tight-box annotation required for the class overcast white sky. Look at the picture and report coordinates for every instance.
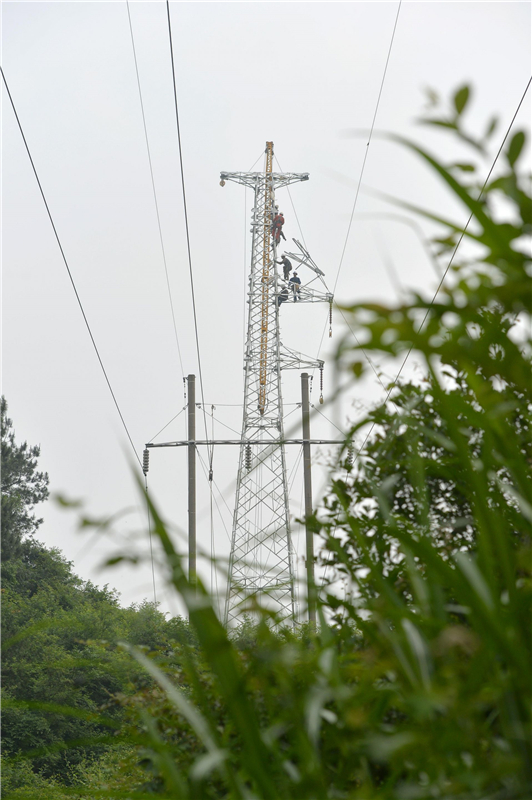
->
[2,1,530,616]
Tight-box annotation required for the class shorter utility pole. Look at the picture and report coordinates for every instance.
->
[301,373,316,626]
[187,374,196,588]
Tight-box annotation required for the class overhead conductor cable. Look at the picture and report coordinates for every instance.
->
[354,73,532,459]
[1,67,142,470]
[126,0,185,380]
[165,0,212,470]
[313,0,403,396]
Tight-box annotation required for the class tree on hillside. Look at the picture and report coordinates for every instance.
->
[1,397,49,561]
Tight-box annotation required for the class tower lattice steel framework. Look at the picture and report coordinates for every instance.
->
[220,142,332,625]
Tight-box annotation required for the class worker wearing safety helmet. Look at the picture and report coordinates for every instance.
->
[276,255,292,280]
[289,271,301,302]
[272,212,285,245]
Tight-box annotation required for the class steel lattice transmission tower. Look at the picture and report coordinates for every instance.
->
[220,142,332,625]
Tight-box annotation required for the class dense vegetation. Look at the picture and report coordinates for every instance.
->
[1,399,196,796]
[2,88,530,799]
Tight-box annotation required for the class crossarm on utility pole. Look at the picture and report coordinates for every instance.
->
[146,439,343,448]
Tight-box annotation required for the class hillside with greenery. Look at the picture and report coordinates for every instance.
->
[2,88,530,799]
[1,398,197,796]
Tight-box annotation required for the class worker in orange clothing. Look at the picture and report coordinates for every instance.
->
[272,211,285,245]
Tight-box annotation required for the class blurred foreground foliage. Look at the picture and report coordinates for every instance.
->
[3,87,531,799]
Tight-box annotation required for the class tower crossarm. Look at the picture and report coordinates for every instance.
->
[280,241,332,304]
[220,171,309,190]
[284,241,325,277]
[281,286,333,304]
[278,344,324,372]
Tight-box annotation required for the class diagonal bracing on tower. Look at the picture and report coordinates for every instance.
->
[220,142,331,626]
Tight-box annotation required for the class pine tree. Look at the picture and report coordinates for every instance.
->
[1,397,49,561]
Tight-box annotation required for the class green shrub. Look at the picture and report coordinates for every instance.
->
[4,86,530,799]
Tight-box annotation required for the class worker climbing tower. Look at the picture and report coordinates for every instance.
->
[220,143,332,625]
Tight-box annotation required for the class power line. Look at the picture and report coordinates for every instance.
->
[310,403,344,436]
[165,0,211,460]
[321,76,531,595]
[126,0,185,604]
[354,74,532,459]
[149,406,186,442]
[314,301,400,407]
[196,449,232,542]
[126,0,185,380]
[247,152,264,172]
[199,411,241,438]
[332,0,402,294]
[274,155,308,250]
[1,67,142,470]
[351,212,443,279]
